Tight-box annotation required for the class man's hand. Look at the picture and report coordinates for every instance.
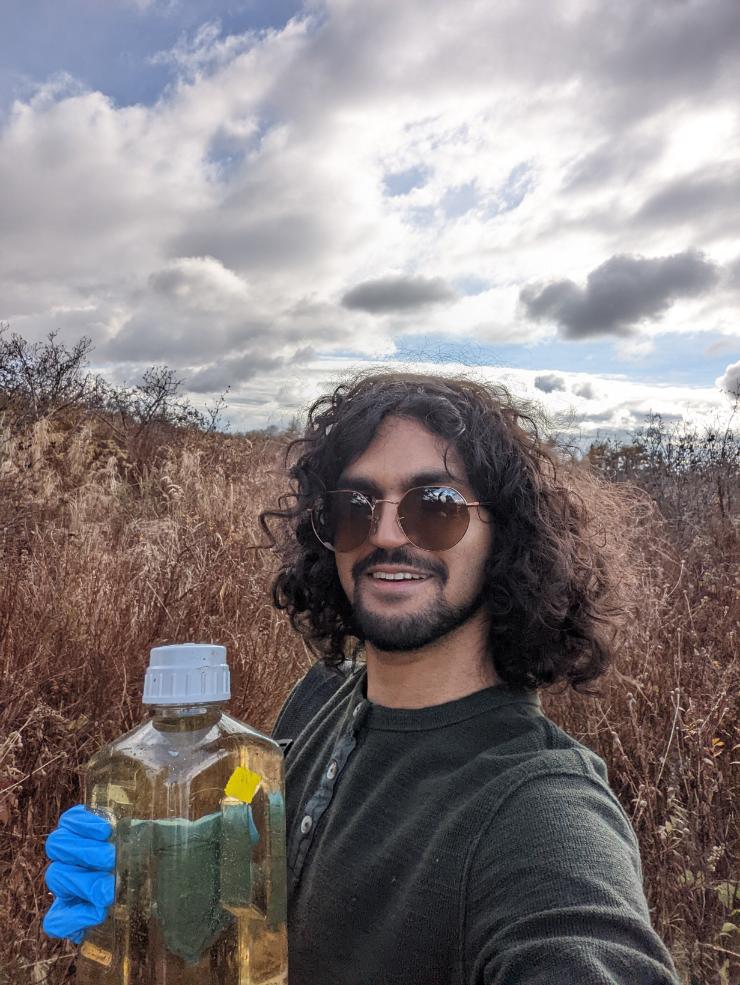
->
[43,805,116,944]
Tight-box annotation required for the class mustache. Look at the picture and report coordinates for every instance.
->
[353,548,446,582]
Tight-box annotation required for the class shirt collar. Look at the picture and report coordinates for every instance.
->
[346,664,541,732]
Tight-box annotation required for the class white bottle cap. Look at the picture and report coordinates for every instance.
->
[142,643,230,705]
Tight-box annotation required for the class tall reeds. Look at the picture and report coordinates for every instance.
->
[0,401,737,984]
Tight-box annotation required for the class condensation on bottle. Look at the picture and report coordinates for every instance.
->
[76,644,288,985]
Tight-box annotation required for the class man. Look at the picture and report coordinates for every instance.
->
[44,371,680,984]
[258,371,679,984]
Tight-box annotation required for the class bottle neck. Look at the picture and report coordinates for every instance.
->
[149,701,227,731]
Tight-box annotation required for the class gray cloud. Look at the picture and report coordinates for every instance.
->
[289,344,316,364]
[186,351,285,393]
[565,133,664,191]
[520,250,720,339]
[726,255,740,291]
[634,164,740,229]
[573,381,596,399]
[581,1,740,125]
[103,313,271,363]
[341,275,457,313]
[534,373,566,393]
[716,360,740,398]
[173,210,334,273]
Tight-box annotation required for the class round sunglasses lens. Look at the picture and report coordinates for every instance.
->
[313,491,372,551]
[399,486,470,550]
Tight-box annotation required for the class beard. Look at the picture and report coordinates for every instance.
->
[351,582,486,653]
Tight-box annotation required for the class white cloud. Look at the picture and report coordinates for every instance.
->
[0,0,738,429]
[149,20,257,78]
[216,354,733,440]
[716,360,740,399]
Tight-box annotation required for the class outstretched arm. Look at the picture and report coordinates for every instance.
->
[463,754,680,985]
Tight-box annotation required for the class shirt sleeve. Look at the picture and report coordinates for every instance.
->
[463,752,680,985]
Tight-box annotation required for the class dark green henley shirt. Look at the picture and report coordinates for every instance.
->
[271,662,680,985]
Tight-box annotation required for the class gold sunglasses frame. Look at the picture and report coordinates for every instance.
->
[308,485,494,553]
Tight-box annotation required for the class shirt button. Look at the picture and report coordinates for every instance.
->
[352,704,361,717]
[300,815,313,834]
[326,760,338,780]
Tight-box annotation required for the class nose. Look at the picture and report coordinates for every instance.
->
[368,500,409,549]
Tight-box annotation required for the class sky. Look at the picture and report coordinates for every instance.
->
[1,0,739,445]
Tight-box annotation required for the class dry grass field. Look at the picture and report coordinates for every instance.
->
[0,379,738,983]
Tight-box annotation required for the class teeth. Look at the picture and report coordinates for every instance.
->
[371,572,426,581]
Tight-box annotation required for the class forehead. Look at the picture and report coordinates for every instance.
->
[338,416,469,490]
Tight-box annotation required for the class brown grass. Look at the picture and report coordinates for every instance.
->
[0,406,738,984]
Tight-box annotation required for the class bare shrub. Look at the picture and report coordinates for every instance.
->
[0,326,103,435]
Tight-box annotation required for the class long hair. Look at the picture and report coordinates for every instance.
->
[259,369,646,692]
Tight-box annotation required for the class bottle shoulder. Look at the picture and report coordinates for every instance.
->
[219,712,280,751]
[85,712,280,772]
[84,711,284,819]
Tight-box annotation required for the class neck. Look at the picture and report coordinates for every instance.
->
[150,702,225,731]
[363,613,498,709]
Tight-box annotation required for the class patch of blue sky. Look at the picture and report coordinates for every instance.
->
[0,0,306,113]
[406,205,437,228]
[441,181,478,219]
[383,165,429,197]
[452,276,490,297]
[484,161,534,218]
[386,331,735,388]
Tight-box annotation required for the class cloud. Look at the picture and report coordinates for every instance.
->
[573,381,596,399]
[534,373,565,393]
[520,251,720,340]
[1,0,738,430]
[565,134,664,191]
[726,255,740,290]
[341,276,457,313]
[579,0,740,125]
[101,256,266,363]
[186,350,285,393]
[149,19,255,78]
[716,360,740,398]
[148,256,250,309]
[634,163,740,229]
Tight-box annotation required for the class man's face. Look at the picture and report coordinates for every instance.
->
[334,415,493,653]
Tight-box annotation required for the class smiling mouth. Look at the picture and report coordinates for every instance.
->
[363,572,433,588]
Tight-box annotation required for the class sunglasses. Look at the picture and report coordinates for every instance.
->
[309,485,493,553]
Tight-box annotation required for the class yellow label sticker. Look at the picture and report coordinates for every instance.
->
[224,766,262,804]
[80,940,113,967]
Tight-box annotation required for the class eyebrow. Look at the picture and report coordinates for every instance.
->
[336,470,467,495]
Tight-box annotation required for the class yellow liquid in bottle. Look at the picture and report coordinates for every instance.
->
[76,704,288,985]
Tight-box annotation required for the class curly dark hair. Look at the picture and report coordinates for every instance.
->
[259,369,646,692]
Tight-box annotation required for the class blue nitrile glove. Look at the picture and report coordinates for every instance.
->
[43,805,116,944]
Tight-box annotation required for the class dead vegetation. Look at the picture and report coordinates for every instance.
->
[0,330,737,983]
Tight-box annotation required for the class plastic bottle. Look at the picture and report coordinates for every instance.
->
[76,644,288,985]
